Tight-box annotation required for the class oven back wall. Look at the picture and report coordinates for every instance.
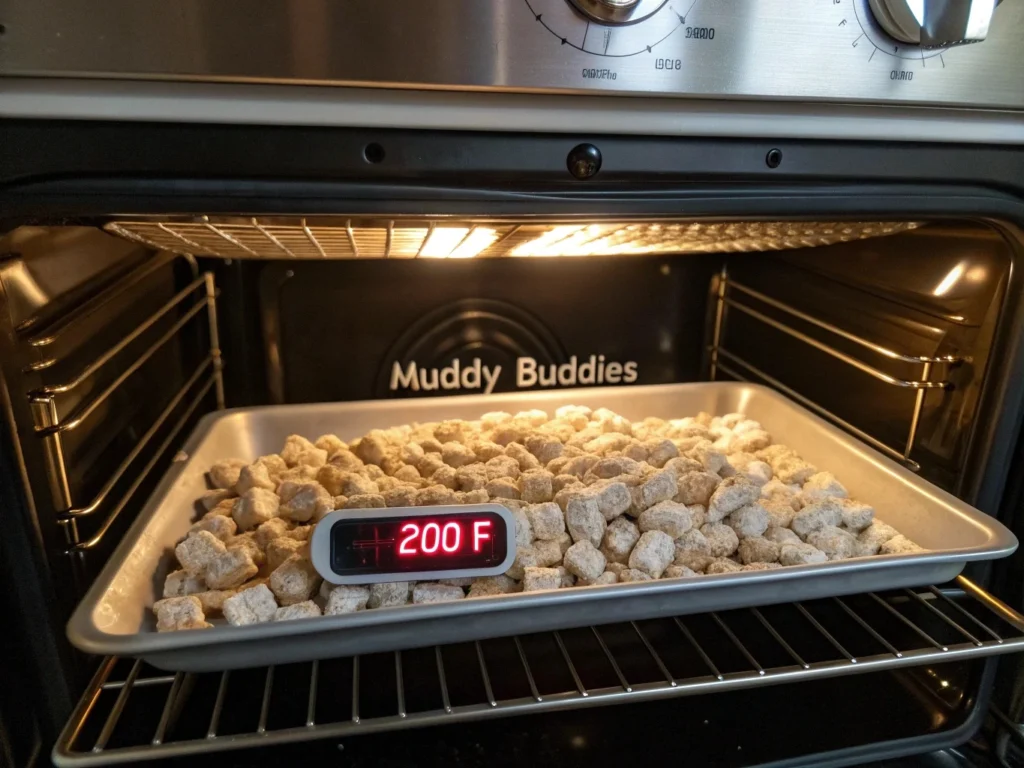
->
[214,255,722,406]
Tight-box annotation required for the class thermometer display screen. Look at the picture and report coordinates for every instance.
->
[329,509,510,578]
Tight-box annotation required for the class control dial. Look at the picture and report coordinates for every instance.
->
[567,0,668,25]
[867,0,997,47]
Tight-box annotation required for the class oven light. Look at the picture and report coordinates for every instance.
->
[420,227,499,258]
[509,225,587,256]
[933,262,966,296]
[420,227,470,258]
[449,227,499,258]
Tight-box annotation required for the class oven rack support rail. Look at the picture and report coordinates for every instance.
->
[24,254,224,562]
[53,577,1024,767]
[708,267,965,472]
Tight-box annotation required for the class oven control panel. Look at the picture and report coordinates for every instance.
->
[0,0,1022,109]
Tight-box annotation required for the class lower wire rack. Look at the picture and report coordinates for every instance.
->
[54,577,1024,766]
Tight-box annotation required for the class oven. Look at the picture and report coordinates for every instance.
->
[2,1,1024,766]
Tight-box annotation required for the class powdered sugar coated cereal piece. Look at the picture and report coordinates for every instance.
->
[579,571,619,586]
[737,537,780,565]
[730,429,772,454]
[800,471,848,505]
[190,514,237,542]
[637,500,693,538]
[274,600,321,621]
[209,459,247,490]
[227,533,266,567]
[175,530,226,575]
[855,520,899,556]
[266,537,306,571]
[601,516,640,564]
[806,526,856,561]
[840,499,875,532]
[563,540,607,581]
[154,596,211,631]
[269,555,321,605]
[764,526,801,546]
[879,534,924,555]
[790,499,844,538]
[512,507,533,548]
[726,503,770,540]
[674,528,714,571]
[200,488,235,511]
[163,569,206,598]
[325,585,370,614]
[194,589,236,615]
[223,584,278,626]
[519,469,554,503]
[565,495,606,547]
[235,461,277,495]
[637,468,678,510]
[779,542,828,566]
[281,435,319,467]
[742,460,773,486]
[255,517,292,549]
[775,456,817,485]
[204,547,259,590]
[628,530,675,578]
[232,488,281,531]
[525,434,565,465]
[525,502,565,540]
[663,565,698,579]
[468,575,519,598]
[705,558,743,575]
[412,583,465,604]
[368,582,411,609]
[700,522,739,558]
[707,476,760,523]
[442,441,477,468]
[762,496,798,529]
[522,566,563,592]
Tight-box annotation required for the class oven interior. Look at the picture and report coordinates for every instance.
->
[2,215,1023,767]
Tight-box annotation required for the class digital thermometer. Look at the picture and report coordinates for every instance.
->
[311,504,517,585]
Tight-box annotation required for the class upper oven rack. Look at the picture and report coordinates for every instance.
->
[53,576,1024,767]
[103,217,922,260]
[708,268,965,472]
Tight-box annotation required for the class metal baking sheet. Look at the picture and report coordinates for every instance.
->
[67,383,1018,671]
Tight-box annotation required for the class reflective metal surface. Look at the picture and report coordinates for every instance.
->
[53,578,1024,766]
[0,0,1022,108]
[868,0,997,46]
[66,383,1016,672]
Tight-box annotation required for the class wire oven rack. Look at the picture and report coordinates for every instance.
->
[708,267,965,472]
[24,253,224,569]
[52,577,1024,766]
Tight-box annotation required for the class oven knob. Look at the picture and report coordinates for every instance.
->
[566,0,668,26]
[867,0,997,46]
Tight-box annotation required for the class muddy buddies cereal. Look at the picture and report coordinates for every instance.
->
[153,406,921,630]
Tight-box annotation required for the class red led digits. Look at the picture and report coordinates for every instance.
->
[441,522,461,553]
[398,523,419,554]
[422,522,441,553]
[329,509,508,578]
[473,520,492,552]
[397,519,479,556]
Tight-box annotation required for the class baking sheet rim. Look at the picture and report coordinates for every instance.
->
[67,382,1019,657]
